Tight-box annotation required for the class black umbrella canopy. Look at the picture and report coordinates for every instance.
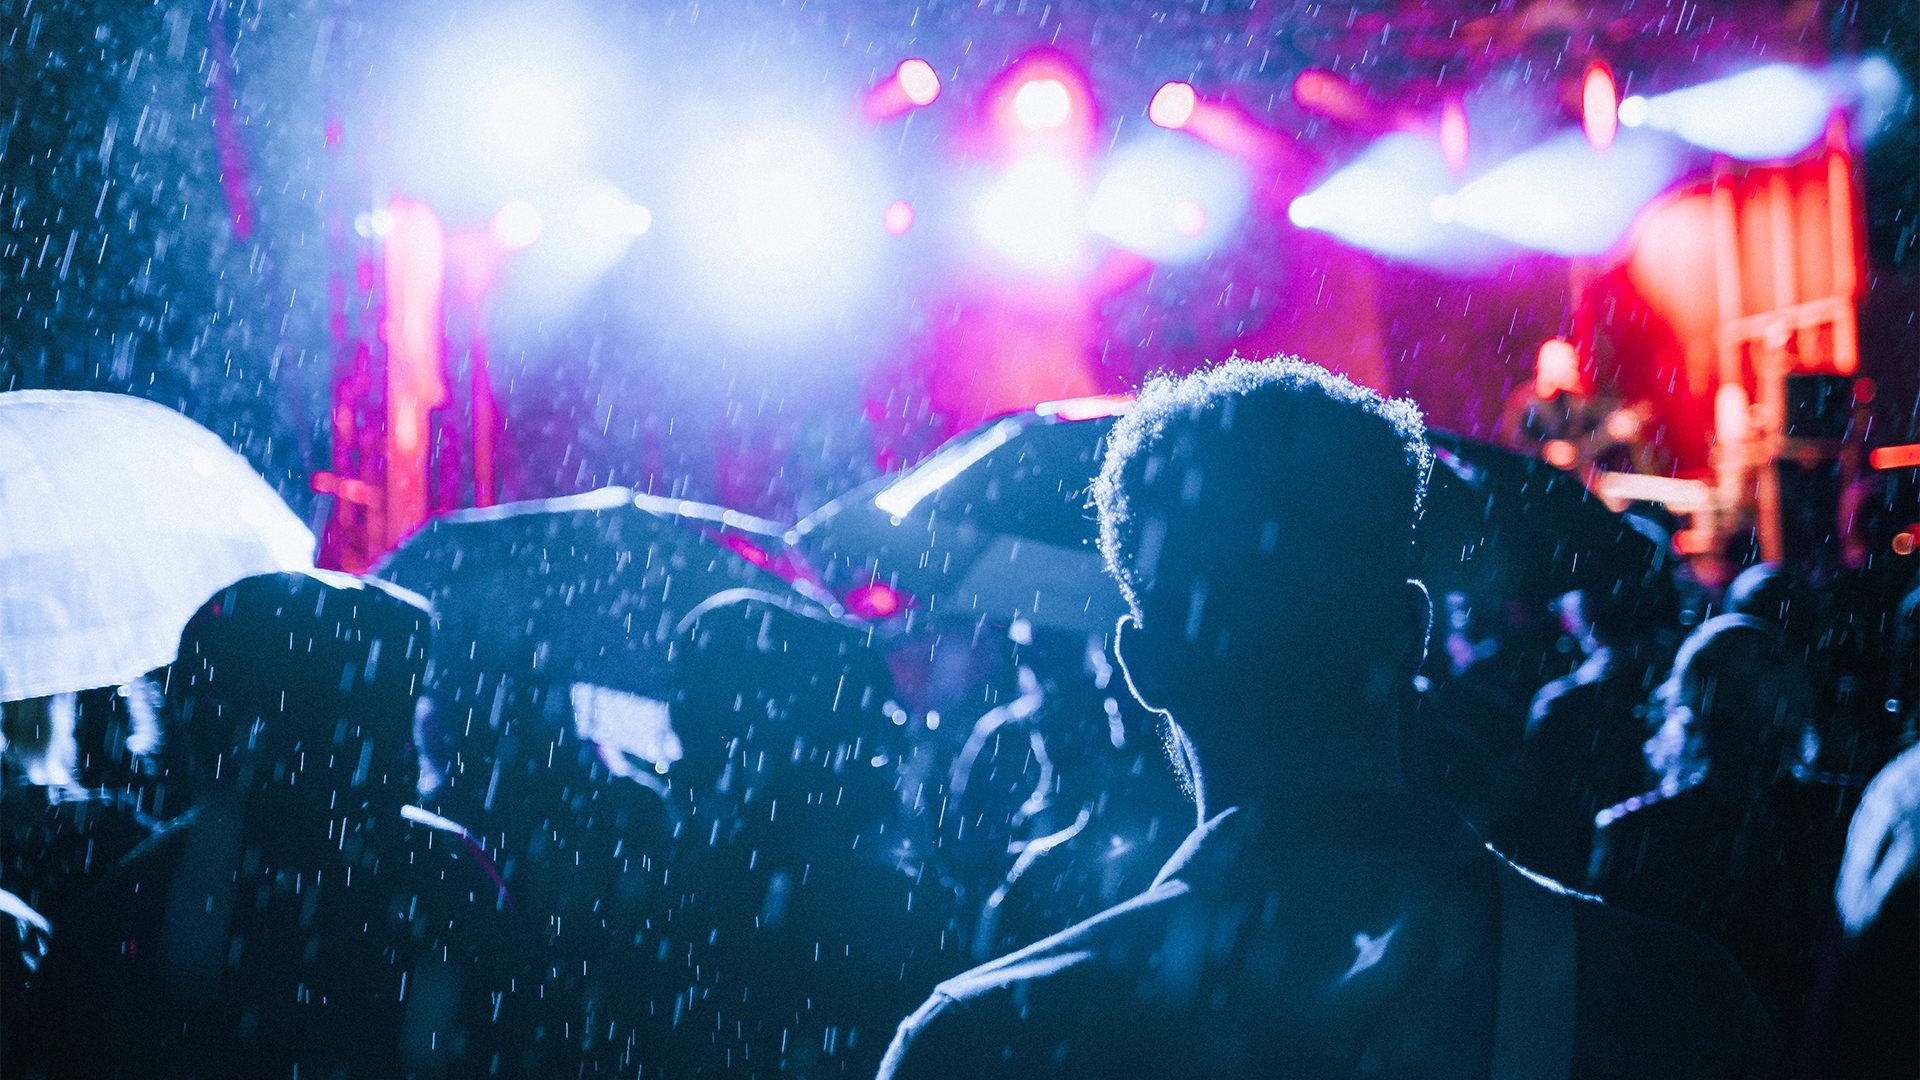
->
[1421,430,1670,604]
[791,407,1128,634]
[795,414,1669,636]
[374,487,812,693]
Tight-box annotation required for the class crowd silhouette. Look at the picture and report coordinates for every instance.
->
[4,359,1916,1078]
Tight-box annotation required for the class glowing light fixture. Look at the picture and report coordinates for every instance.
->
[884,199,914,236]
[899,59,941,107]
[1013,79,1074,129]
[1439,100,1470,172]
[974,155,1088,272]
[1621,64,1833,160]
[1582,62,1619,151]
[490,199,544,249]
[1149,82,1198,129]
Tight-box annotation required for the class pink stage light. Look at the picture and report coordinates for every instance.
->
[866,58,943,120]
[1439,100,1470,173]
[884,199,915,236]
[899,59,941,106]
[1583,62,1619,151]
[1150,82,1198,129]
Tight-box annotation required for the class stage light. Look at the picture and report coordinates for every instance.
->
[1629,63,1832,160]
[1617,95,1650,128]
[1439,100,1470,172]
[1150,82,1197,129]
[579,185,652,236]
[1287,133,1453,259]
[1170,199,1206,237]
[866,58,943,120]
[737,173,824,258]
[1087,135,1246,263]
[884,199,914,236]
[974,155,1089,272]
[1583,62,1619,151]
[1014,79,1074,129]
[899,59,941,107]
[1448,128,1687,256]
[490,79,567,161]
[490,199,544,249]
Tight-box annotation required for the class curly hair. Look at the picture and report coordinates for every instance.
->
[1093,357,1430,625]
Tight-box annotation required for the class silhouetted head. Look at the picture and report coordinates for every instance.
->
[1648,614,1815,790]
[168,572,432,811]
[1095,358,1431,767]
[1725,562,1817,642]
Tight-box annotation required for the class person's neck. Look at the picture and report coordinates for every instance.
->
[1173,704,1407,821]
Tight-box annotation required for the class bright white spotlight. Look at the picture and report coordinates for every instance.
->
[1634,64,1833,160]
[491,80,567,161]
[1013,79,1074,129]
[1617,95,1650,128]
[1286,133,1453,259]
[1088,135,1246,262]
[1450,129,1687,256]
[579,185,652,236]
[490,199,544,249]
[975,155,1088,272]
[737,173,824,258]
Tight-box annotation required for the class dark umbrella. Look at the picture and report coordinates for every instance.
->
[374,486,818,691]
[790,403,1129,634]
[794,410,1668,634]
[1421,429,1670,603]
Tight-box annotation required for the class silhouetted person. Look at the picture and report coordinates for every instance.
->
[32,572,533,1078]
[1589,614,1845,1050]
[877,358,1783,1080]
[1495,583,1679,884]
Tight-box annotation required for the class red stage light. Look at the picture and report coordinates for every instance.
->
[885,199,914,236]
[1150,82,1197,129]
[899,59,941,106]
[1871,444,1920,470]
[1439,99,1470,173]
[1583,62,1619,151]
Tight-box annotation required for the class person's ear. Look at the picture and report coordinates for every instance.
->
[1114,613,1170,716]
[1398,579,1433,679]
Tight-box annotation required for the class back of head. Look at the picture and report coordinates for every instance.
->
[169,571,432,811]
[1663,614,1814,786]
[1095,358,1429,701]
[1725,562,1817,641]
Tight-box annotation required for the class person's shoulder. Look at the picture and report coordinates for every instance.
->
[1567,892,1786,1078]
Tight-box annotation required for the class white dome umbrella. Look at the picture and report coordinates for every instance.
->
[0,391,315,702]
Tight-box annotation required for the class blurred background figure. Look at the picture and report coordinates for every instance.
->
[1587,614,1850,1050]
[26,572,534,1079]
[1491,581,1681,884]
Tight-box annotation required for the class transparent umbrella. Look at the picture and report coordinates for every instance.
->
[0,391,314,702]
